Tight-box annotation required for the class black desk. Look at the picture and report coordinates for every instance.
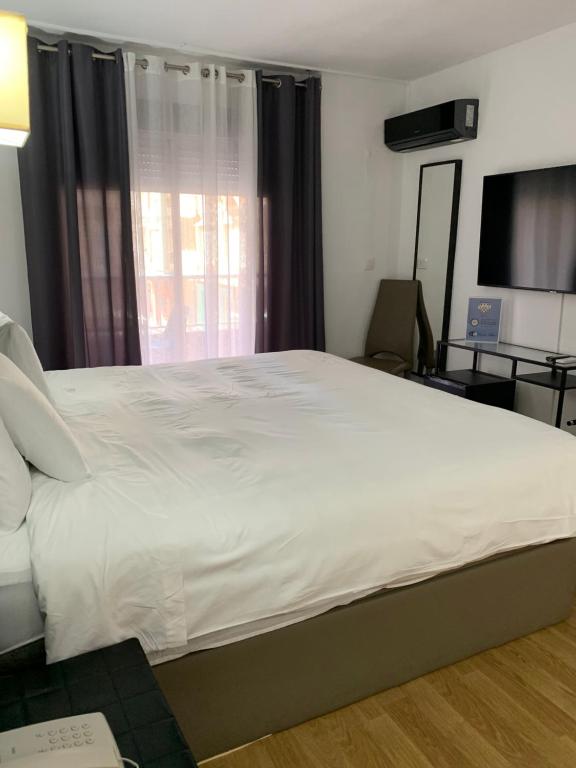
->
[437,339,576,428]
[0,639,198,768]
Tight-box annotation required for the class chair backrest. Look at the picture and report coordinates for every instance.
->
[364,280,419,365]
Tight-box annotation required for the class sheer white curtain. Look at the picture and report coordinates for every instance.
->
[124,54,257,364]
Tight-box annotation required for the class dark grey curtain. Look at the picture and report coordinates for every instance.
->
[18,39,141,370]
[256,73,325,353]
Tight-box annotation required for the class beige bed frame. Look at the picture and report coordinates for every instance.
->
[154,537,576,761]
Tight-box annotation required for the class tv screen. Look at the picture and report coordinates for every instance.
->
[478,163,576,294]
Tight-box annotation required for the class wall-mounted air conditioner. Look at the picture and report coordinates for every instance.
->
[384,99,479,152]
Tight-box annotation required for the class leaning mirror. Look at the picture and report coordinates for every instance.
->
[413,160,462,370]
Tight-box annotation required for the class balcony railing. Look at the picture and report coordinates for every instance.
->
[143,274,242,363]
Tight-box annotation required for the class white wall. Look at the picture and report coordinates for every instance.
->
[0,147,31,335]
[322,72,406,358]
[397,22,576,429]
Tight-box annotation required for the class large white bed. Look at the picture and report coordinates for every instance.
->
[26,350,576,664]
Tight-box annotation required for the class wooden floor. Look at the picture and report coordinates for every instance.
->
[205,605,576,767]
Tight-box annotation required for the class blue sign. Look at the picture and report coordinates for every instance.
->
[466,298,502,342]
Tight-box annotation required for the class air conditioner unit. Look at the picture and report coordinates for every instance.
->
[384,99,479,152]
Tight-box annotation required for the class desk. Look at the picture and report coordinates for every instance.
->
[437,339,576,428]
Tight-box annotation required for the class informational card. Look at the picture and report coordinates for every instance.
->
[466,298,502,342]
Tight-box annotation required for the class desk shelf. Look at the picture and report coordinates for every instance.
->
[515,371,576,391]
[437,339,576,428]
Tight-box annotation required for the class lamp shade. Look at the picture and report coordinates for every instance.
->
[0,11,29,147]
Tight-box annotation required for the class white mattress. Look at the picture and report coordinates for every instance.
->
[28,350,576,663]
[0,524,44,653]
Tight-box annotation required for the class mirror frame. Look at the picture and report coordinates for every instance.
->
[412,159,462,371]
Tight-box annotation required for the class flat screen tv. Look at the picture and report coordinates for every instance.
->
[478,163,576,294]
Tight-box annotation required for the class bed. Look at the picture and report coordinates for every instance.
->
[25,350,576,758]
[0,524,43,656]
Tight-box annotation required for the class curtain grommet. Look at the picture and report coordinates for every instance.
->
[166,62,190,75]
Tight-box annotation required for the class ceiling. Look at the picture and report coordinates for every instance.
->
[12,0,576,80]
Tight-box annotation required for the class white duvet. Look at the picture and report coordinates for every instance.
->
[28,351,576,663]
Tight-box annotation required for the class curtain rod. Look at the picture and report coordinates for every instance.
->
[36,44,308,87]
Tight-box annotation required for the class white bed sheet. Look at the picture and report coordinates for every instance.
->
[0,523,32,587]
[0,524,44,653]
[28,351,576,663]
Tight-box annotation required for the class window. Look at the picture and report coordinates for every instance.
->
[124,55,257,364]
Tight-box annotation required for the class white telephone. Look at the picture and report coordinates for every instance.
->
[0,713,132,767]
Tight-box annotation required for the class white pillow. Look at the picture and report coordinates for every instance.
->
[0,353,89,482]
[0,417,31,535]
[0,313,51,401]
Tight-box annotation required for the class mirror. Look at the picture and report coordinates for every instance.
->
[413,160,462,370]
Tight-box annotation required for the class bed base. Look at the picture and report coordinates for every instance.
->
[154,538,576,761]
